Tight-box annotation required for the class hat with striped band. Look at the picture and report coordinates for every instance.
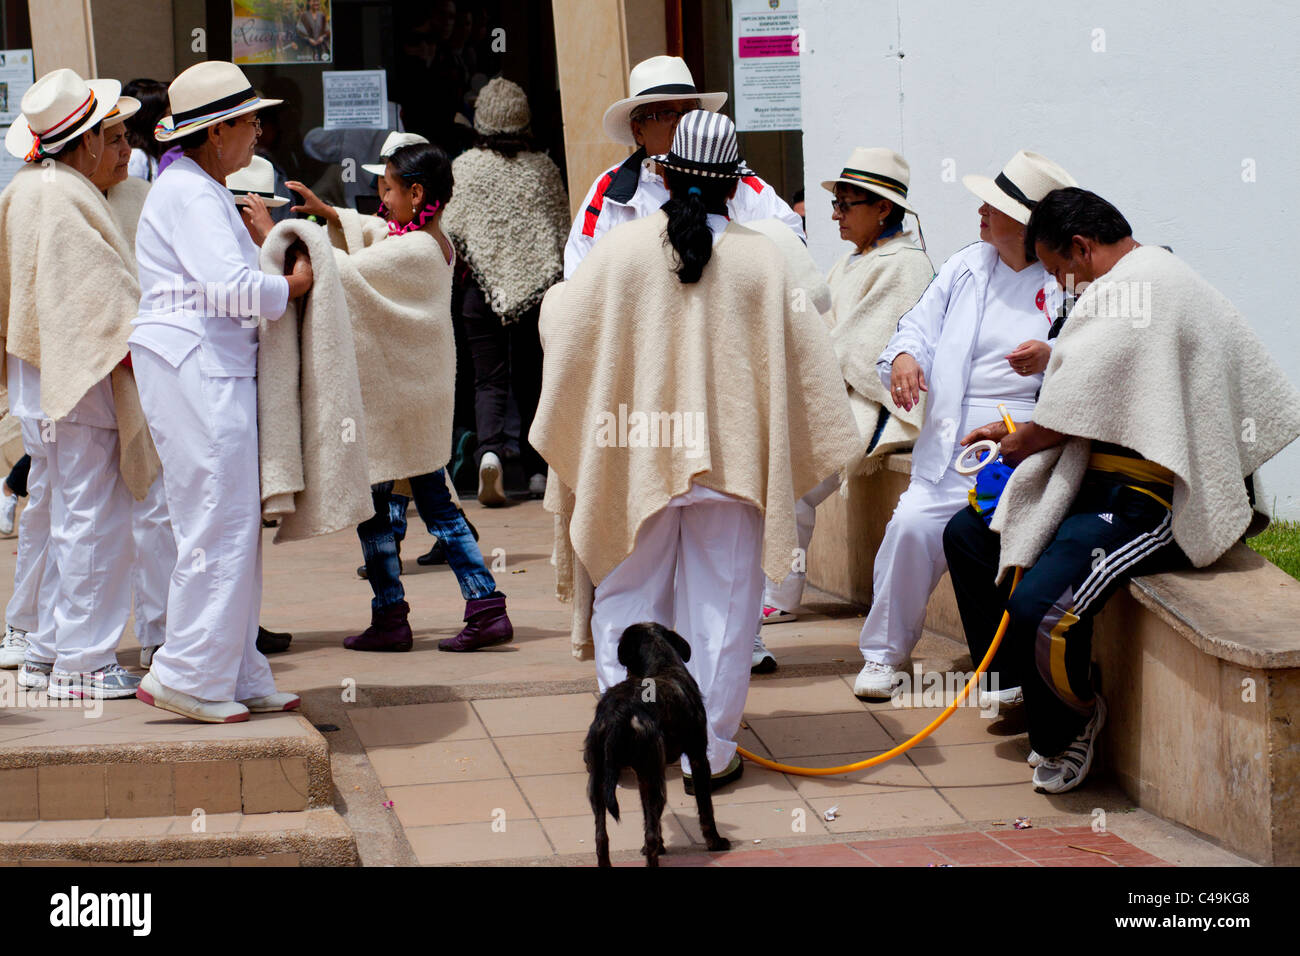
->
[649,110,752,180]
[962,150,1076,225]
[226,155,290,207]
[821,147,915,214]
[102,96,142,130]
[155,61,281,143]
[5,69,122,162]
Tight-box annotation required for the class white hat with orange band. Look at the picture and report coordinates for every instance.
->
[5,68,123,162]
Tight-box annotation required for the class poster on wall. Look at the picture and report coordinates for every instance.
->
[0,49,36,192]
[732,0,801,132]
[322,71,387,129]
[232,0,333,65]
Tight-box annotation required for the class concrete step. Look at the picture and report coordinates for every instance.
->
[0,676,332,821]
[0,808,357,865]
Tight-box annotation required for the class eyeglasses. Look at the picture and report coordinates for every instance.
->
[635,108,688,126]
[830,198,874,214]
[242,115,262,133]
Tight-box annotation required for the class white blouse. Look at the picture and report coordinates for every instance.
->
[130,156,290,377]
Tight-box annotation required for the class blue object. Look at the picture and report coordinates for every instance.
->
[969,458,1014,525]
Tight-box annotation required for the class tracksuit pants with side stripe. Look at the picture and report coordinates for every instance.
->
[942,474,1188,757]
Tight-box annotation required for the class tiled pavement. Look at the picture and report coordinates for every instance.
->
[348,676,1169,866]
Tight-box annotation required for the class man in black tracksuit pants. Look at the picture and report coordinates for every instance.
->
[941,190,1191,795]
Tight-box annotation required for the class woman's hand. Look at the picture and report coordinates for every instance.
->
[239,194,275,247]
[1006,339,1051,376]
[285,242,313,299]
[286,180,339,227]
[890,353,927,411]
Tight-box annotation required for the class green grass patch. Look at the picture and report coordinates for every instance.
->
[1248,519,1300,581]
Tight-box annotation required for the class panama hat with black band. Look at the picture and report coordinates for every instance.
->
[154,61,281,143]
[962,150,1076,225]
[5,68,122,163]
[602,55,727,148]
[226,154,290,207]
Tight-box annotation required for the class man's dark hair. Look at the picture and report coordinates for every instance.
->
[1024,187,1132,262]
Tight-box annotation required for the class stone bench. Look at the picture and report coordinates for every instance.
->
[807,452,1300,864]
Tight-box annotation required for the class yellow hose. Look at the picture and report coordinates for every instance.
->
[738,567,1023,777]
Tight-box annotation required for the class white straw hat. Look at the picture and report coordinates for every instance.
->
[5,68,122,162]
[361,131,430,177]
[602,55,727,148]
[821,147,915,214]
[102,96,141,130]
[962,150,1076,224]
[155,61,281,143]
[226,154,289,207]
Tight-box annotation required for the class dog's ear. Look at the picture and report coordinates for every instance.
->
[663,628,692,664]
[617,623,650,675]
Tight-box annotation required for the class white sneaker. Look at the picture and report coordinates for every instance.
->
[854,659,901,700]
[478,452,506,507]
[17,659,51,690]
[751,633,777,673]
[528,472,547,498]
[136,671,249,723]
[238,692,301,713]
[0,625,28,669]
[49,663,141,700]
[1032,694,1107,794]
[1027,749,1046,768]
[978,685,1024,710]
[0,489,15,535]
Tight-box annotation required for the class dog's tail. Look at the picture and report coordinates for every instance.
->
[601,731,621,822]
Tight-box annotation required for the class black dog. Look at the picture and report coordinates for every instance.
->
[584,622,731,867]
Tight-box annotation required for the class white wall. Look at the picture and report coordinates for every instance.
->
[798,0,1300,516]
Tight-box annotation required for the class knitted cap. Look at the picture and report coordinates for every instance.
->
[474,77,530,135]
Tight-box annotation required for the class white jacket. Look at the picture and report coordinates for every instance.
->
[563,149,805,279]
[877,241,1059,483]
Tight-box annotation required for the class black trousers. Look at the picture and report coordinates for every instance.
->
[5,454,30,497]
[459,273,545,478]
[943,474,1188,757]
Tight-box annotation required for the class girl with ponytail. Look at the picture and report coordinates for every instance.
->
[661,174,738,284]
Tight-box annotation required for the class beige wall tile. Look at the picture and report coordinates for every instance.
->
[38,764,106,820]
[174,761,242,816]
[0,767,38,821]
[107,764,173,818]
[241,758,309,813]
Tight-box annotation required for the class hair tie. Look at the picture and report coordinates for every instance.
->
[687,186,702,197]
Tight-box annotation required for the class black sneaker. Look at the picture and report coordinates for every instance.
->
[256,626,293,655]
[417,540,447,566]
[683,753,744,796]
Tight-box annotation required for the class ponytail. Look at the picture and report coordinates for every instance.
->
[662,169,736,284]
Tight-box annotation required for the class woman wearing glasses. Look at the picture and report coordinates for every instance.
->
[758,149,935,636]
[852,150,1073,701]
[129,62,312,723]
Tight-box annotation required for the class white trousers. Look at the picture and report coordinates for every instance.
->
[6,418,51,636]
[856,397,1034,666]
[591,484,765,774]
[132,345,275,702]
[132,472,175,650]
[17,416,134,672]
[762,474,840,612]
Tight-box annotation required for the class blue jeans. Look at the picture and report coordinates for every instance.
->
[358,469,497,611]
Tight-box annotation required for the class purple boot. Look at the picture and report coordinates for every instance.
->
[438,594,513,652]
[344,601,413,652]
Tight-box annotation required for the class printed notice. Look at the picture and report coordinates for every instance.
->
[322,70,388,130]
[0,49,35,192]
[733,0,801,132]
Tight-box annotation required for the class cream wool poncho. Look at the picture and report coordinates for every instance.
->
[826,233,934,474]
[443,147,569,321]
[0,162,155,499]
[992,245,1300,580]
[532,211,861,658]
[258,210,456,542]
